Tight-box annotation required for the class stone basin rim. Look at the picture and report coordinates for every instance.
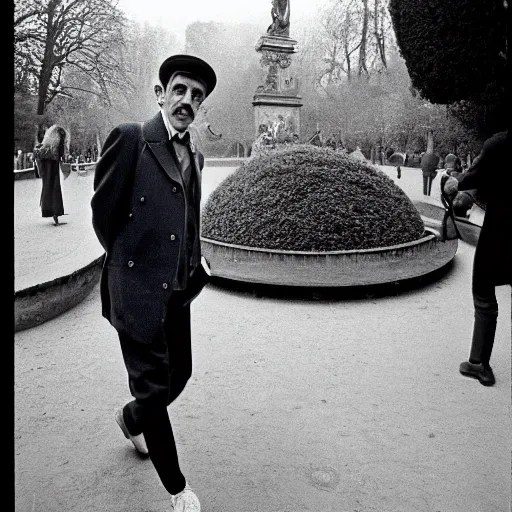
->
[200,230,437,256]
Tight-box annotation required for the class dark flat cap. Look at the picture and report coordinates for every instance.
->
[159,54,217,97]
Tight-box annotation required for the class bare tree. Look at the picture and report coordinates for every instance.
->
[14,0,130,139]
[357,0,369,77]
[372,0,390,70]
[316,0,393,85]
[319,0,361,84]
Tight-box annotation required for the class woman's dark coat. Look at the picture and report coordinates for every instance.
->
[33,145,64,218]
[456,131,511,286]
[91,113,205,344]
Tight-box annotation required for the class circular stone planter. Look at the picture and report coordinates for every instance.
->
[201,229,457,288]
[414,200,481,247]
[14,254,104,332]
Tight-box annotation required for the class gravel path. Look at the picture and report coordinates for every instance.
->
[14,165,511,512]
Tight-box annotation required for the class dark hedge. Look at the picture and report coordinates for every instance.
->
[201,145,425,251]
[388,0,507,105]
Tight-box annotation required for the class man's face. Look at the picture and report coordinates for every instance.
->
[156,74,206,132]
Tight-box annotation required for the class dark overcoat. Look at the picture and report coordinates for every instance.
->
[421,152,440,178]
[456,131,511,286]
[91,112,205,343]
[33,146,65,218]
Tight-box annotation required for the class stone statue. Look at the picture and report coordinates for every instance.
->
[267,0,290,37]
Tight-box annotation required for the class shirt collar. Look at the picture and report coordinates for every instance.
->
[160,109,189,141]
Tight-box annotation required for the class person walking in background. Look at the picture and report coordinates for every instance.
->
[421,151,440,196]
[33,125,67,226]
[386,151,405,179]
[26,152,34,169]
[91,54,216,512]
[14,149,23,170]
[442,130,510,386]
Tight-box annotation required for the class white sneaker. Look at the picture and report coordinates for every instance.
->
[114,407,149,455]
[170,482,201,511]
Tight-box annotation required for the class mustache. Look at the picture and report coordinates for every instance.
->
[172,105,194,117]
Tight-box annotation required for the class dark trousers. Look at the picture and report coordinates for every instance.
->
[468,280,504,367]
[422,174,435,196]
[118,291,192,495]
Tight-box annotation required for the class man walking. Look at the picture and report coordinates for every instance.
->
[91,54,216,511]
[421,151,440,196]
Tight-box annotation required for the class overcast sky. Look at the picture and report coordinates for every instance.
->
[117,0,328,41]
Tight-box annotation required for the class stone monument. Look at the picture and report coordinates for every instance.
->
[252,0,303,142]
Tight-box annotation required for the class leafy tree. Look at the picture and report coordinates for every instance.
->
[388,0,508,138]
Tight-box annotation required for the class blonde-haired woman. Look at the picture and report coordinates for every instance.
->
[33,125,67,226]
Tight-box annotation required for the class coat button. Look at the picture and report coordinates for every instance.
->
[127,260,134,268]
[162,282,168,290]
[139,196,146,204]
[170,234,176,241]
[172,186,177,193]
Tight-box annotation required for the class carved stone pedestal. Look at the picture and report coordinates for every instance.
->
[252,34,303,141]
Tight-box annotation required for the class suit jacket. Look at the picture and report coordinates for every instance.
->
[91,112,208,343]
[456,130,511,286]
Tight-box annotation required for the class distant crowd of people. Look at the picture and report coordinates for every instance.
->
[64,146,98,165]
[13,149,34,170]
[14,146,99,171]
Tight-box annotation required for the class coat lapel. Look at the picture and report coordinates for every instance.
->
[147,141,183,185]
[189,139,202,199]
[142,111,202,196]
[143,112,183,185]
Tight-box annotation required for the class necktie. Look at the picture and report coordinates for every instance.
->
[172,132,190,146]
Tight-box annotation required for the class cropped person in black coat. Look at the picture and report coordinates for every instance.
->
[91,55,216,511]
[443,130,510,386]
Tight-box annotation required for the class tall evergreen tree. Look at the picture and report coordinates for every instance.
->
[388,0,508,138]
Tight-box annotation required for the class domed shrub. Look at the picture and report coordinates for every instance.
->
[201,145,425,251]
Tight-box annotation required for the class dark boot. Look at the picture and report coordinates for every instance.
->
[460,316,497,386]
[459,361,495,386]
[477,320,497,369]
